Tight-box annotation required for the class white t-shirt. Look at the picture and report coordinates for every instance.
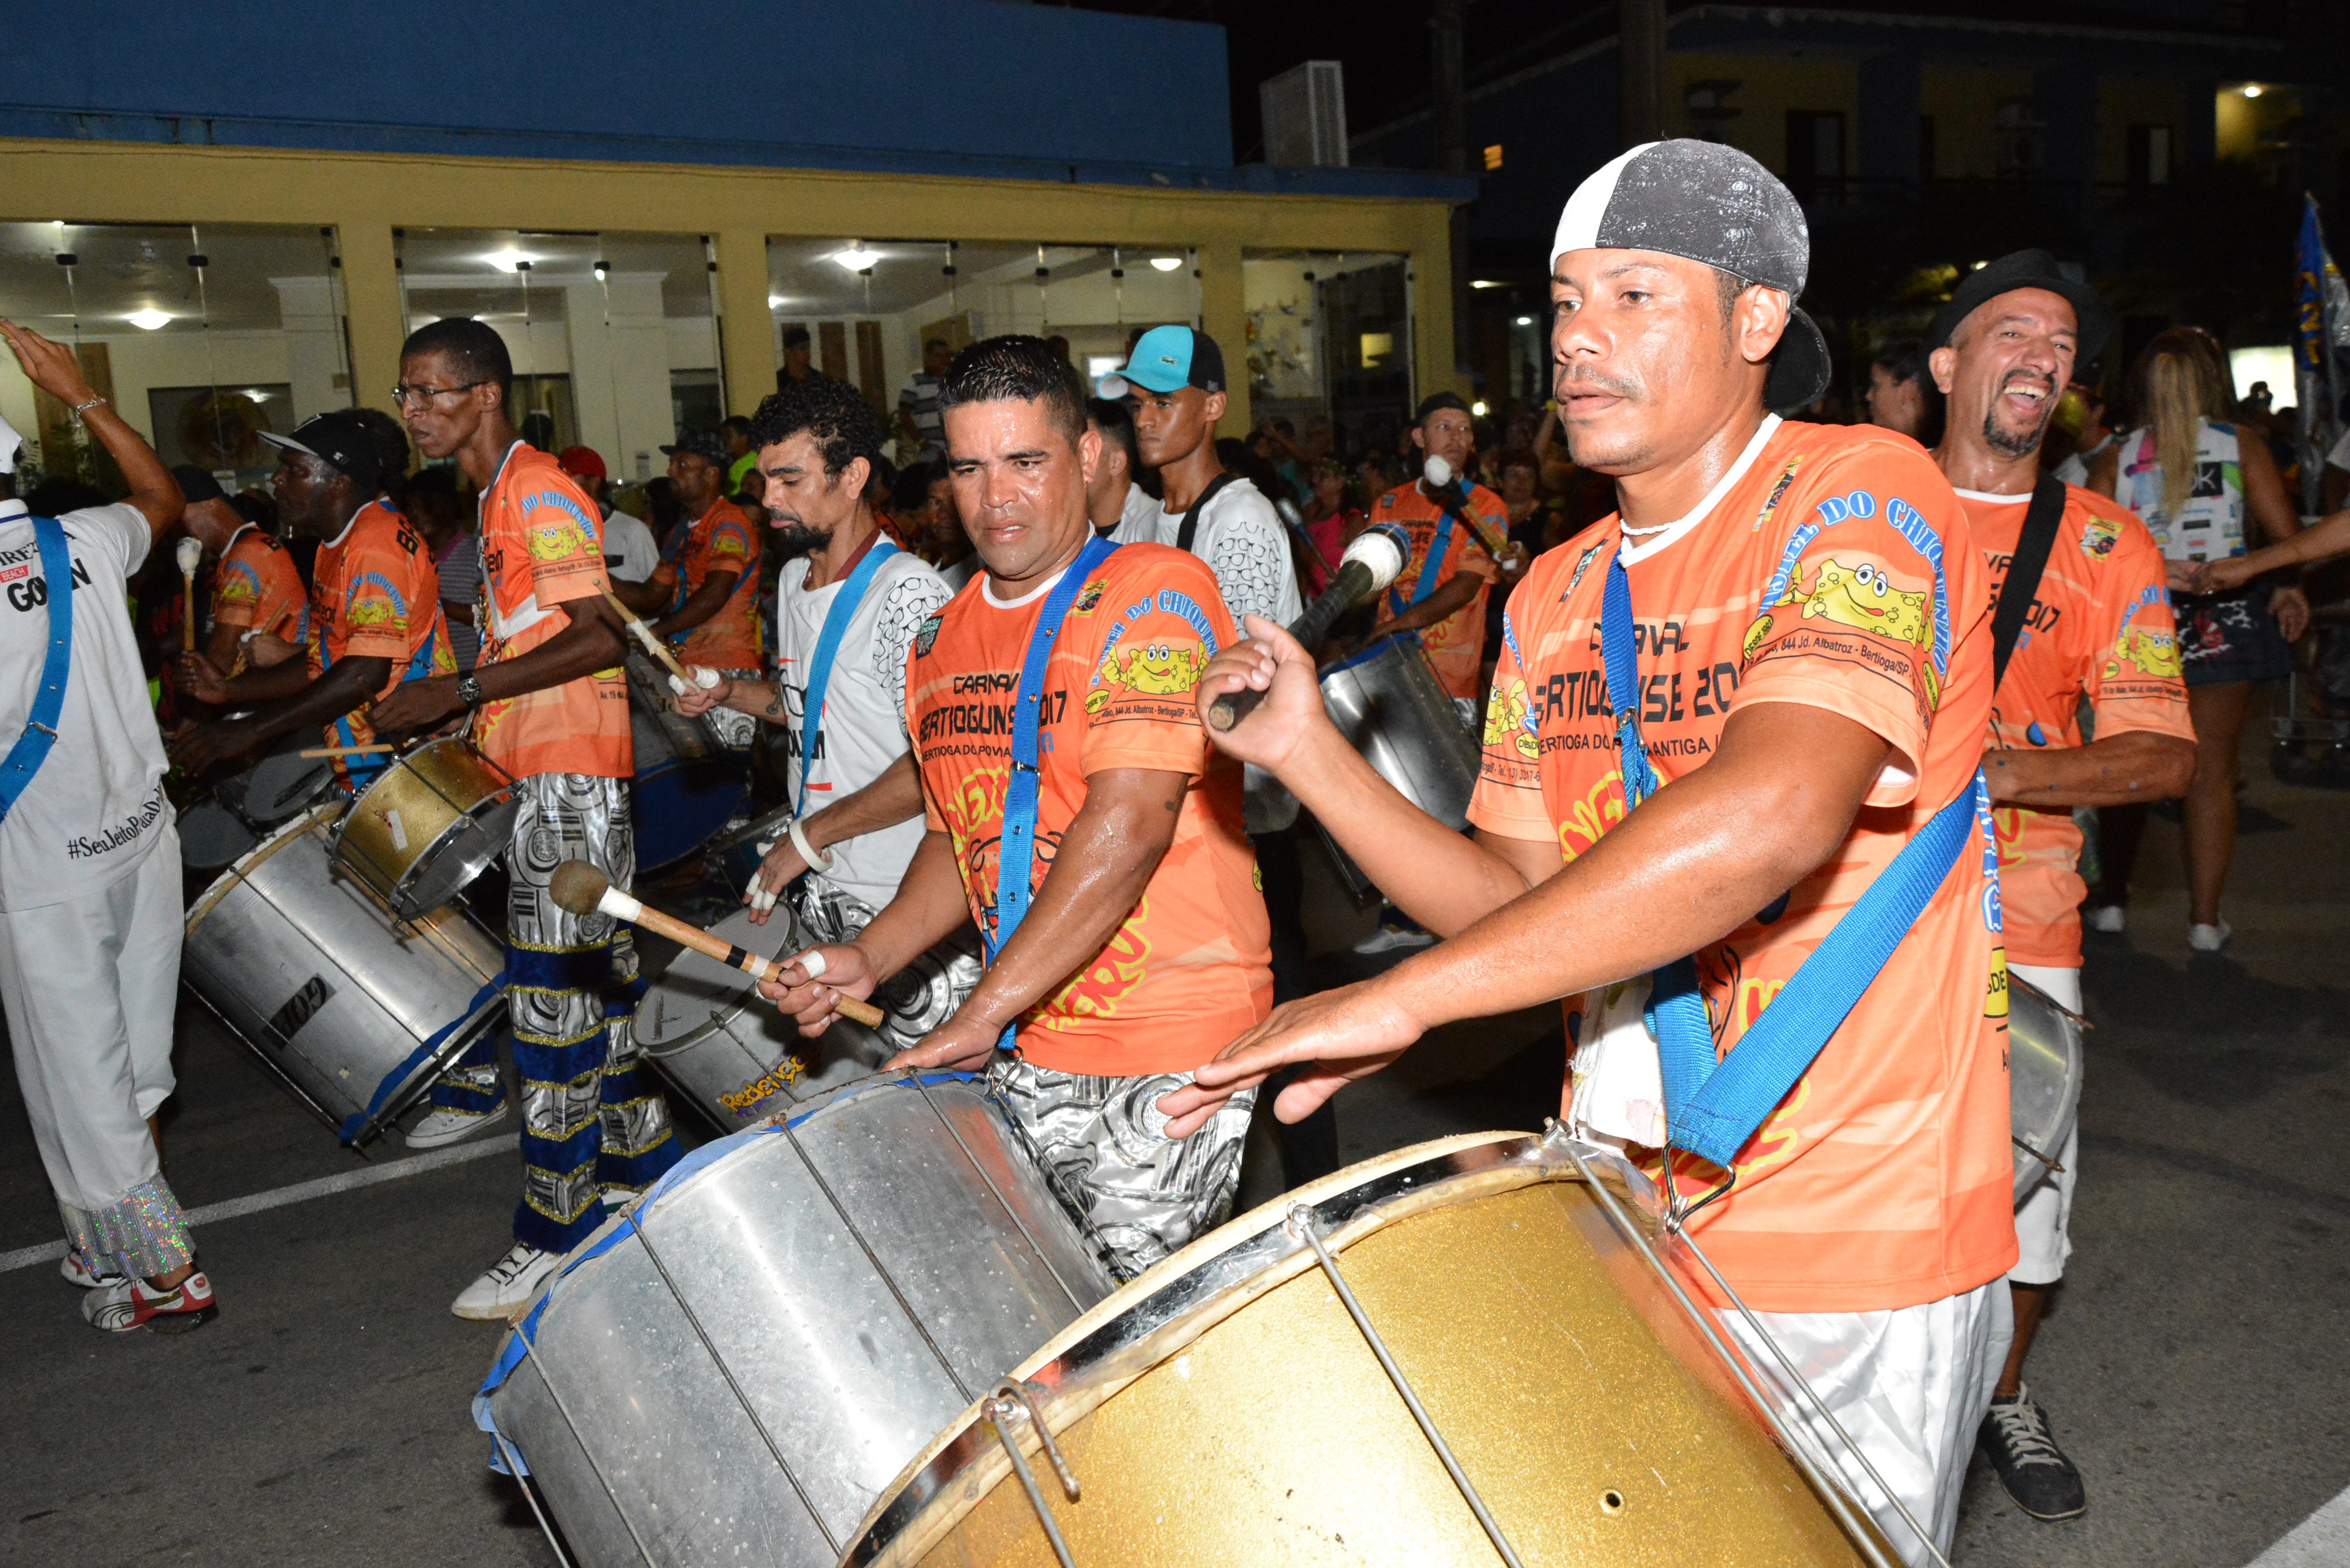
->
[602,507,661,584]
[0,500,172,911]
[1122,474,1305,833]
[774,544,953,912]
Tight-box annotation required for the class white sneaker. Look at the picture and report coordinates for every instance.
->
[2083,904,2126,935]
[1353,923,1435,955]
[452,1242,561,1321]
[60,1248,125,1289]
[2188,921,2232,953]
[406,1100,510,1150]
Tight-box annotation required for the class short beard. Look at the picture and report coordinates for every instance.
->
[769,521,825,554]
[1981,406,2045,459]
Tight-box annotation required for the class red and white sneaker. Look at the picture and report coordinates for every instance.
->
[60,1248,126,1289]
[82,1271,218,1334]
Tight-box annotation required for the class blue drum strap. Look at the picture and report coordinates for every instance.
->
[1601,551,1980,1171]
[0,515,75,827]
[796,533,897,816]
[1390,506,1456,617]
[986,534,1119,1051]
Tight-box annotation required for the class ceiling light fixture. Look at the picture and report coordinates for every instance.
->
[126,309,170,330]
[1149,256,1183,272]
[832,244,881,271]
[767,295,786,309]
[486,248,529,272]
[1470,279,1509,289]
[1514,315,1535,327]
[2243,83,2264,99]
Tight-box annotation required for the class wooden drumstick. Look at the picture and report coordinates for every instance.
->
[175,536,202,652]
[548,859,886,1028]
[299,743,396,759]
[598,582,694,686]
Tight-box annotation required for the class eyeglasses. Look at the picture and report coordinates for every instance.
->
[390,380,490,408]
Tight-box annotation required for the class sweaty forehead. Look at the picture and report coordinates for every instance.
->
[1549,248,1713,290]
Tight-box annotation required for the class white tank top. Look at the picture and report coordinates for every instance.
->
[2116,417,2247,562]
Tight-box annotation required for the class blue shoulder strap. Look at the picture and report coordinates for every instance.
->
[0,515,76,826]
[986,534,1119,1051]
[1602,549,1988,1173]
[1391,506,1457,616]
[796,535,898,816]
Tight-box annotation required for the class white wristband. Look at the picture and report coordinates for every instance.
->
[789,814,836,874]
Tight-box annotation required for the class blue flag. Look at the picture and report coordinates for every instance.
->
[2294,195,2347,511]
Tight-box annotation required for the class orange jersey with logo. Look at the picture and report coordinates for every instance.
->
[1370,479,1506,698]
[664,498,762,668]
[306,499,456,755]
[907,543,1271,1076]
[1960,485,2193,968]
[210,524,306,644]
[1471,419,2015,1313]
[474,444,631,781]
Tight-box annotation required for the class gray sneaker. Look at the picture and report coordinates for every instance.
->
[406,1100,510,1149]
[1979,1385,2086,1521]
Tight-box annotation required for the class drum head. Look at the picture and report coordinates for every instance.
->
[243,750,334,823]
[179,802,258,870]
[393,794,521,919]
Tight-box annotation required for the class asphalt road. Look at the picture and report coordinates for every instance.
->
[2,731,2344,1566]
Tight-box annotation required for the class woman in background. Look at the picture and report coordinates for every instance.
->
[2087,326,2309,951]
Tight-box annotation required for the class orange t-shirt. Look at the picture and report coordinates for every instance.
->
[474,443,631,781]
[1959,483,2193,969]
[306,498,456,758]
[907,541,1272,1076]
[1470,418,2015,1314]
[664,498,762,669]
[211,523,306,645]
[1370,479,1506,699]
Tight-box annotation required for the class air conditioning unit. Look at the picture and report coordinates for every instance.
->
[1261,61,1349,168]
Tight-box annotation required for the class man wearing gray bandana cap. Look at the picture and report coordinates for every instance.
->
[1176,141,2013,1565]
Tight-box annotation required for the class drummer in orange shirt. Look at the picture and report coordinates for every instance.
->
[371,318,678,1320]
[169,410,452,782]
[173,465,305,675]
[650,428,763,748]
[1925,250,2194,1523]
[1174,142,2014,1563]
[759,335,1273,1281]
[1362,393,1516,705]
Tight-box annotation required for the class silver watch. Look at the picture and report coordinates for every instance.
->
[456,674,483,708]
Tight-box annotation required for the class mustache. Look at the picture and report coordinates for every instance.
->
[1556,366,1642,400]
[1998,369,2057,398]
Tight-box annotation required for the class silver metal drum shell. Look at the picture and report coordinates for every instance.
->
[634,906,891,1127]
[1318,637,1481,829]
[181,806,505,1124]
[487,1074,1115,1567]
[2008,971,2086,1202]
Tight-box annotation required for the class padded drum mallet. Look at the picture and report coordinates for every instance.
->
[1206,520,1410,733]
[547,858,886,1028]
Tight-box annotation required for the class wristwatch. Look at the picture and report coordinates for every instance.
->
[456,674,483,708]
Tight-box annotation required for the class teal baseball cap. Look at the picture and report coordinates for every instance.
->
[1096,325,1226,398]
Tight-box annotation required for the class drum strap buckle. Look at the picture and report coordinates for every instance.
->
[983,1377,1080,1568]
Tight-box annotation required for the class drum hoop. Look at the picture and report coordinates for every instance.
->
[185,802,351,931]
[387,791,519,914]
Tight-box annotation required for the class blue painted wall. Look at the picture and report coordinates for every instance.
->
[7,0,1237,177]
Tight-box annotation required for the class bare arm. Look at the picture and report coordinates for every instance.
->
[2201,508,2350,592]
[611,572,671,617]
[736,754,928,924]
[754,825,973,1023]
[2238,431,2302,548]
[1984,730,2194,808]
[648,566,740,640]
[1369,566,1482,642]
[366,595,626,733]
[170,655,391,773]
[0,320,181,541]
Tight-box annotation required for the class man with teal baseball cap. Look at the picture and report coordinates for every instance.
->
[1096,323,1225,399]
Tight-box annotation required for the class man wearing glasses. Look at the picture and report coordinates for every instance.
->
[373,318,681,1320]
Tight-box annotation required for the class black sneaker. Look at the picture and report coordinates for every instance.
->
[1979,1385,2086,1520]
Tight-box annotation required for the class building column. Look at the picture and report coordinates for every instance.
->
[714,229,775,419]
[338,223,404,422]
[1412,205,1466,407]
[1199,237,1248,437]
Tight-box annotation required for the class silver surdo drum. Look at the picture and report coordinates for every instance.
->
[2008,970,2086,1202]
[476,1071,1116,1568]
[1315,633,1482,900]
[182,802,507,1145]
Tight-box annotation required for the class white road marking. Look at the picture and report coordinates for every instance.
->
[0,1135,518,1276]
[2248,1481,2350,1567]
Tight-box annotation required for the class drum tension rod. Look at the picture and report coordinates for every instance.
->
[1284,1205,1527,1568]
[2012,1135,2067,1174]
[983,1378,1079,1568]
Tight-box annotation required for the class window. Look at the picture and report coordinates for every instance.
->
[1482,144,1504,172]
[2128,124,2174,188]
[1996,98,2043,178]
[1783,111,1847,205]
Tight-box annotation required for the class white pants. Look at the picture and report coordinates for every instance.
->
[2009,962,2081,1286]
[0,835,190,1273]
[1718,1281,2011,1566]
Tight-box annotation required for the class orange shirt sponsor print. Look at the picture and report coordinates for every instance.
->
[907,543,1271,1076]
[1470,419,2015,1314]
[474,444,630,781]
[211,524,306,645]
[1960,485,2192,967]
[306,499,455,757]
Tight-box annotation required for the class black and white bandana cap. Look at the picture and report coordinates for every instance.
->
[1550,139,1829,410]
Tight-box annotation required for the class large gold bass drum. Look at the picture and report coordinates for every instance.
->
[842,1126,1897,1568]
